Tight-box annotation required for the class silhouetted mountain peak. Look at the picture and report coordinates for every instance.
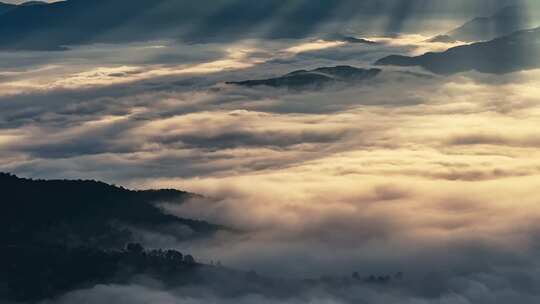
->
[1,172,223,249]
[227,66,381,89]
[426,35,458,43]
[493,5,523,18]
[324,34,378,45]
[375,26,540,75]
[19,1,49,6]
[0,2,16,14]
[443,5,528,42]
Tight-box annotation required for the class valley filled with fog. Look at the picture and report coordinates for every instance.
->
[2,1,540,303]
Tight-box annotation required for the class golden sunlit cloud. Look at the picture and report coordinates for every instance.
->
[284,39,347,54]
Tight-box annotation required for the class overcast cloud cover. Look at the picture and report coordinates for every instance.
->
[2,1,540,303]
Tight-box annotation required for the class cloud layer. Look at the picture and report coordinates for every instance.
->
[1,29,540,303]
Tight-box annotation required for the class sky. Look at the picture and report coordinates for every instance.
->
[3,1,540,303]
[3,0,56,3]
[2,0,52,3]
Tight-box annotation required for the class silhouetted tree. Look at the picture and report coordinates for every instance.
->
[126,243,144,254]
[246,270,259,280]
[165,249,183,261]
[184,254,196,264]
[0,172,221,249]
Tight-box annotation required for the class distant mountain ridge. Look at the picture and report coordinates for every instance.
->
[375,26,540,74]
[434,5,529,42]
[324,34,378,45]
[227,66,381,89]
[427,35,458,43]
[19,1,49,6]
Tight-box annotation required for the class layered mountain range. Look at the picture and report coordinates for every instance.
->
[376,26,540,74]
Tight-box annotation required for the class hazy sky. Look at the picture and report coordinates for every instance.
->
[2,0,53,3]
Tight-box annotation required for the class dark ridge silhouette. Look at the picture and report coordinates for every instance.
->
[323,34,379,44]
[340,36,378,44]
[227,66,381,90]
[19,1,49,6]
[426,35,458,43]
[1,244,200,302]
[375,27,540,74]
[0,172,404,302]
[429,5,529,43]
[0,172,223,249]
[1,242,403,302]
[0,2,16,15]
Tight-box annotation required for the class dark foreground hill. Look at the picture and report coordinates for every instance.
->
[1,243,402,302]
[0,172,222,249]
[0,173,217,301]
[0,173,402,303]
[2,244,199,302]
[375,27,540,74]
[227,66,381,90]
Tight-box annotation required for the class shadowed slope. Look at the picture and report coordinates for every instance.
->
[446,5,529,42]
[376,27,540,74]
[1,173,222,249]
[227,66,381,89]
[0,2,16,14]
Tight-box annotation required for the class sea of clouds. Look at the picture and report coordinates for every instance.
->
[1,18,540,303]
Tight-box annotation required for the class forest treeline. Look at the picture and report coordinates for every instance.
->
[0,172,222,249]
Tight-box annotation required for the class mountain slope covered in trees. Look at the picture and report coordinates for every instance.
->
[1,172,222,249]
[0,173,402,302]
[227,66,381,89]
